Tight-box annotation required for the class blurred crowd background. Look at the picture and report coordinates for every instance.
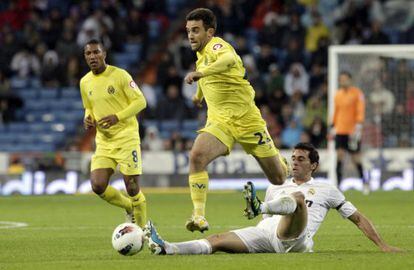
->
[0,0,413,171]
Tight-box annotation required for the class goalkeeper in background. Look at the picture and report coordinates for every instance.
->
[330,71,368,194]
[183,8,288,233]
[80,39,147,227]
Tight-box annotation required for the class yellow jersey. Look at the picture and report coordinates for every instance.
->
[196,37,256,122]
[80,65,146,148]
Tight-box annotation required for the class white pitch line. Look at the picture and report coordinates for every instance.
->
[0,221,28,229]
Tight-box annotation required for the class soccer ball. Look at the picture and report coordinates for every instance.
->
[111,223,144,256]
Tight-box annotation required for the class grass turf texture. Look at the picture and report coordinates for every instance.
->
[0,190,412,270]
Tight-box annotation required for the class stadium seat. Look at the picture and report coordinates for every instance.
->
[61,88,80,99]
[183,119,200,131]
[0,133,16,144]
[8,122,27,132]
[39,89,58,99]
[160,120,181,132]
[28,122,49,133]
[17,89,38,100]
[17,133,37,144]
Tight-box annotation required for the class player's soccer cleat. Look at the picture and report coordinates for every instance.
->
[243,181,262,219]
[185,215,209,233]
[125,210,136,224]
[144,220,166,255]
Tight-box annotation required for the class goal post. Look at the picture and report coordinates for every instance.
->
[328,45,414,187]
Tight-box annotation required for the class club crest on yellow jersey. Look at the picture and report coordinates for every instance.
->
[107,85,116,94]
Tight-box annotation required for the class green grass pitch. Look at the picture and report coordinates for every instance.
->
[0,190,412,270]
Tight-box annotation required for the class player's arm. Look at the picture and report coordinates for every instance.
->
[347,211,401,252]
[353,89,365,137]
[80,80,96,130]
[99,74,147,129]
[192,85,204,108]
[185,49,236,84]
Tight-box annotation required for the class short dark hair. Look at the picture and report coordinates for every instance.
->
[294,143,319,167]
[84,39,105,51]
[339,71,352,79]
[186,8,217,31]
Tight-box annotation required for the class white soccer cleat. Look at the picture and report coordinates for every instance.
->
[125,211,136,224]
[185,215,209,233]
[143,221,166,255]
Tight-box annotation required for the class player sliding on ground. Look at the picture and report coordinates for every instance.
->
[80,39,147,228]
[183,8,288,233]
[145,143,401,254]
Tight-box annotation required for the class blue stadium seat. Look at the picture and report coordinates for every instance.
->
[17,89,38,100]
[160,120,181,132]
[181,130,197,140]
[183,119,200,131]
[39,89,58,99]
[17,133,37,144]
[25,100,50,111]
[61,88,80,99]
[0,133,16,143]
[8,122,27,132]
[28,122,50,132]
[49,100,71,110]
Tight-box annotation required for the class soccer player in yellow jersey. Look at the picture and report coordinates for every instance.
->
[80,39,147,228]
[183,8,288,232]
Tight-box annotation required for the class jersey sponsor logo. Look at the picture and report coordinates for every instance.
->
[129,80,137,89]
[107,85,116,94]
[212,43,223,50]
[308,188,316,195]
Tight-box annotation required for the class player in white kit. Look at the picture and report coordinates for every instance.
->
[145,143,400,254]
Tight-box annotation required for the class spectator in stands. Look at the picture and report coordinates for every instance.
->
[256,44,278,74]
[41,50,61,88]
[282,12,306,50]
[266,64,284,97]
[284,38,307,71]
[10,44,41,79]
[307,116,327,148]
[55,30,79,64]
[284,63,309,97]
[281,119,302,148]
[405,80,414,115]
[268,87,288,116]
[305,11,329,53]
[61,56,81,87]
[126,8,148,60]
[369,79,395,115]
[157,84,189,120]
[303,96,327,128]
[0,31,20,74]
[363,21,390,44]
[162,65,183,94]
[142,126,164,151]
[258,12,285,49]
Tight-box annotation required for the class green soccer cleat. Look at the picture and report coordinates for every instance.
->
[243,181,262,219]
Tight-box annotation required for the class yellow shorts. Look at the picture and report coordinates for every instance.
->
[199,108,279,158]
[91,143,142,175]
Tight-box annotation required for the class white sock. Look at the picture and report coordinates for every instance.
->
[164,239,212,255]
[260,195,297,215]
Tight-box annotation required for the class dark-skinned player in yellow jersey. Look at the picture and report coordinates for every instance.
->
[80,39,147,228]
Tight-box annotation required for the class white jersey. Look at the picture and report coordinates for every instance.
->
[264,178,357,241]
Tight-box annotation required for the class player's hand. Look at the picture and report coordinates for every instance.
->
[185,71,204,84]
[84,115,96,130]
[192,95,203,108]
[380,244,403,253]
[98,115,119,129]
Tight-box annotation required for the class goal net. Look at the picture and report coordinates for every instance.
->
[328,45,414,188]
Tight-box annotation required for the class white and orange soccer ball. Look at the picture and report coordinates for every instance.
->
[111,223,144,256]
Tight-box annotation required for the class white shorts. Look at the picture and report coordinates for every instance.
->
[232,215,312,253]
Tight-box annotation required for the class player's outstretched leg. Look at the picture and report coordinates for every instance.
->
[243,181,262,219]
[144,221,167,255]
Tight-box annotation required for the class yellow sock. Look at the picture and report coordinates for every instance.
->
[130,191,147,228]
[189,171,209,217]
[99,186,132,213]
